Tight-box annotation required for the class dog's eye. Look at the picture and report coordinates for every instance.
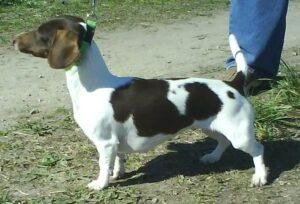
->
[40,36,49,44]
[36,32,49,44]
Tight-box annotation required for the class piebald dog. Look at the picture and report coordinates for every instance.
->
[13,15,267,190]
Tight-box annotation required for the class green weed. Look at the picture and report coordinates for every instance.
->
[40,153,60,167]
[251,64,300,140]
[277,60,300,105]
[15,120,54,136]
[0,130,9,136]
[0,190,13,203]
[52,107,77,130]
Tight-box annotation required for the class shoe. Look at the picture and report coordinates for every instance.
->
[245,72,273,96]
[226,67,272,96]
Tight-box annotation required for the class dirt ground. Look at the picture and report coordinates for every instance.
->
[1,1,300,203]
[1,1,300,129]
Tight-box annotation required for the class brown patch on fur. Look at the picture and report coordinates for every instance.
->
[110,79,223,137]
[224,71,245,95]
[184,82,223,120]
[110,79,193,136]
[48,29,80,68]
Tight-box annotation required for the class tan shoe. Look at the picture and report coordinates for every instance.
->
[225,67,238,81]
[245,72,273,96]
[226,68,272,96]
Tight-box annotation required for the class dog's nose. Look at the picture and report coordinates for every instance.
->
[12,38,19,50]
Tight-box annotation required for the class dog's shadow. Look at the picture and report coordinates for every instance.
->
[113,138,300,187]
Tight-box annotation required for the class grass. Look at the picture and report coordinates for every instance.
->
[250,63,300,141]
[0,0,229,44]
[0,65,299,203]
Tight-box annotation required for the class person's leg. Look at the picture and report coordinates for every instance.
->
[227,0,289,78]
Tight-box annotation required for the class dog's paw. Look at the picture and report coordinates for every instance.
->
[87,180,108,190]
[251,172,267,187]
[109,174,119,181]
[200,153,220,164]
[109,171,125,181]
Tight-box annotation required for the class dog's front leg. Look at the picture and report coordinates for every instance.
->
[88,141,117,190]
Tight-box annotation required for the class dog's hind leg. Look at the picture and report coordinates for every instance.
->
[87,135,118,190]
[219,121,267,187]
[200,130,231,164]
[110,153,125,181]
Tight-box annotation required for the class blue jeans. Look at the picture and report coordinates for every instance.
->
[227,0,289,77]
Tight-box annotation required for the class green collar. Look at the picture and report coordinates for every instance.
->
[79,19,97,55]
[65,20,97,71]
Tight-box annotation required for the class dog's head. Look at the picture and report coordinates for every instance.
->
[13,15,85,69]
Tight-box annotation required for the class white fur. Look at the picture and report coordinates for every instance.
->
[79,22,87,31]
[14,41,19,51]
[167,80,189,115]
[229,34,248,75]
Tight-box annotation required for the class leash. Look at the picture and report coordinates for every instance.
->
[88,0,98,22]
[84,0,98,43]
[91,0,98,19]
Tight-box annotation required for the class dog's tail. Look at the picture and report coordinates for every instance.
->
[227,34,248,95]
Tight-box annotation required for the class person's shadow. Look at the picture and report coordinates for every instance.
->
[112,138,300,187]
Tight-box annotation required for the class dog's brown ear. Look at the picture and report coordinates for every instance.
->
[48,29,80,69]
